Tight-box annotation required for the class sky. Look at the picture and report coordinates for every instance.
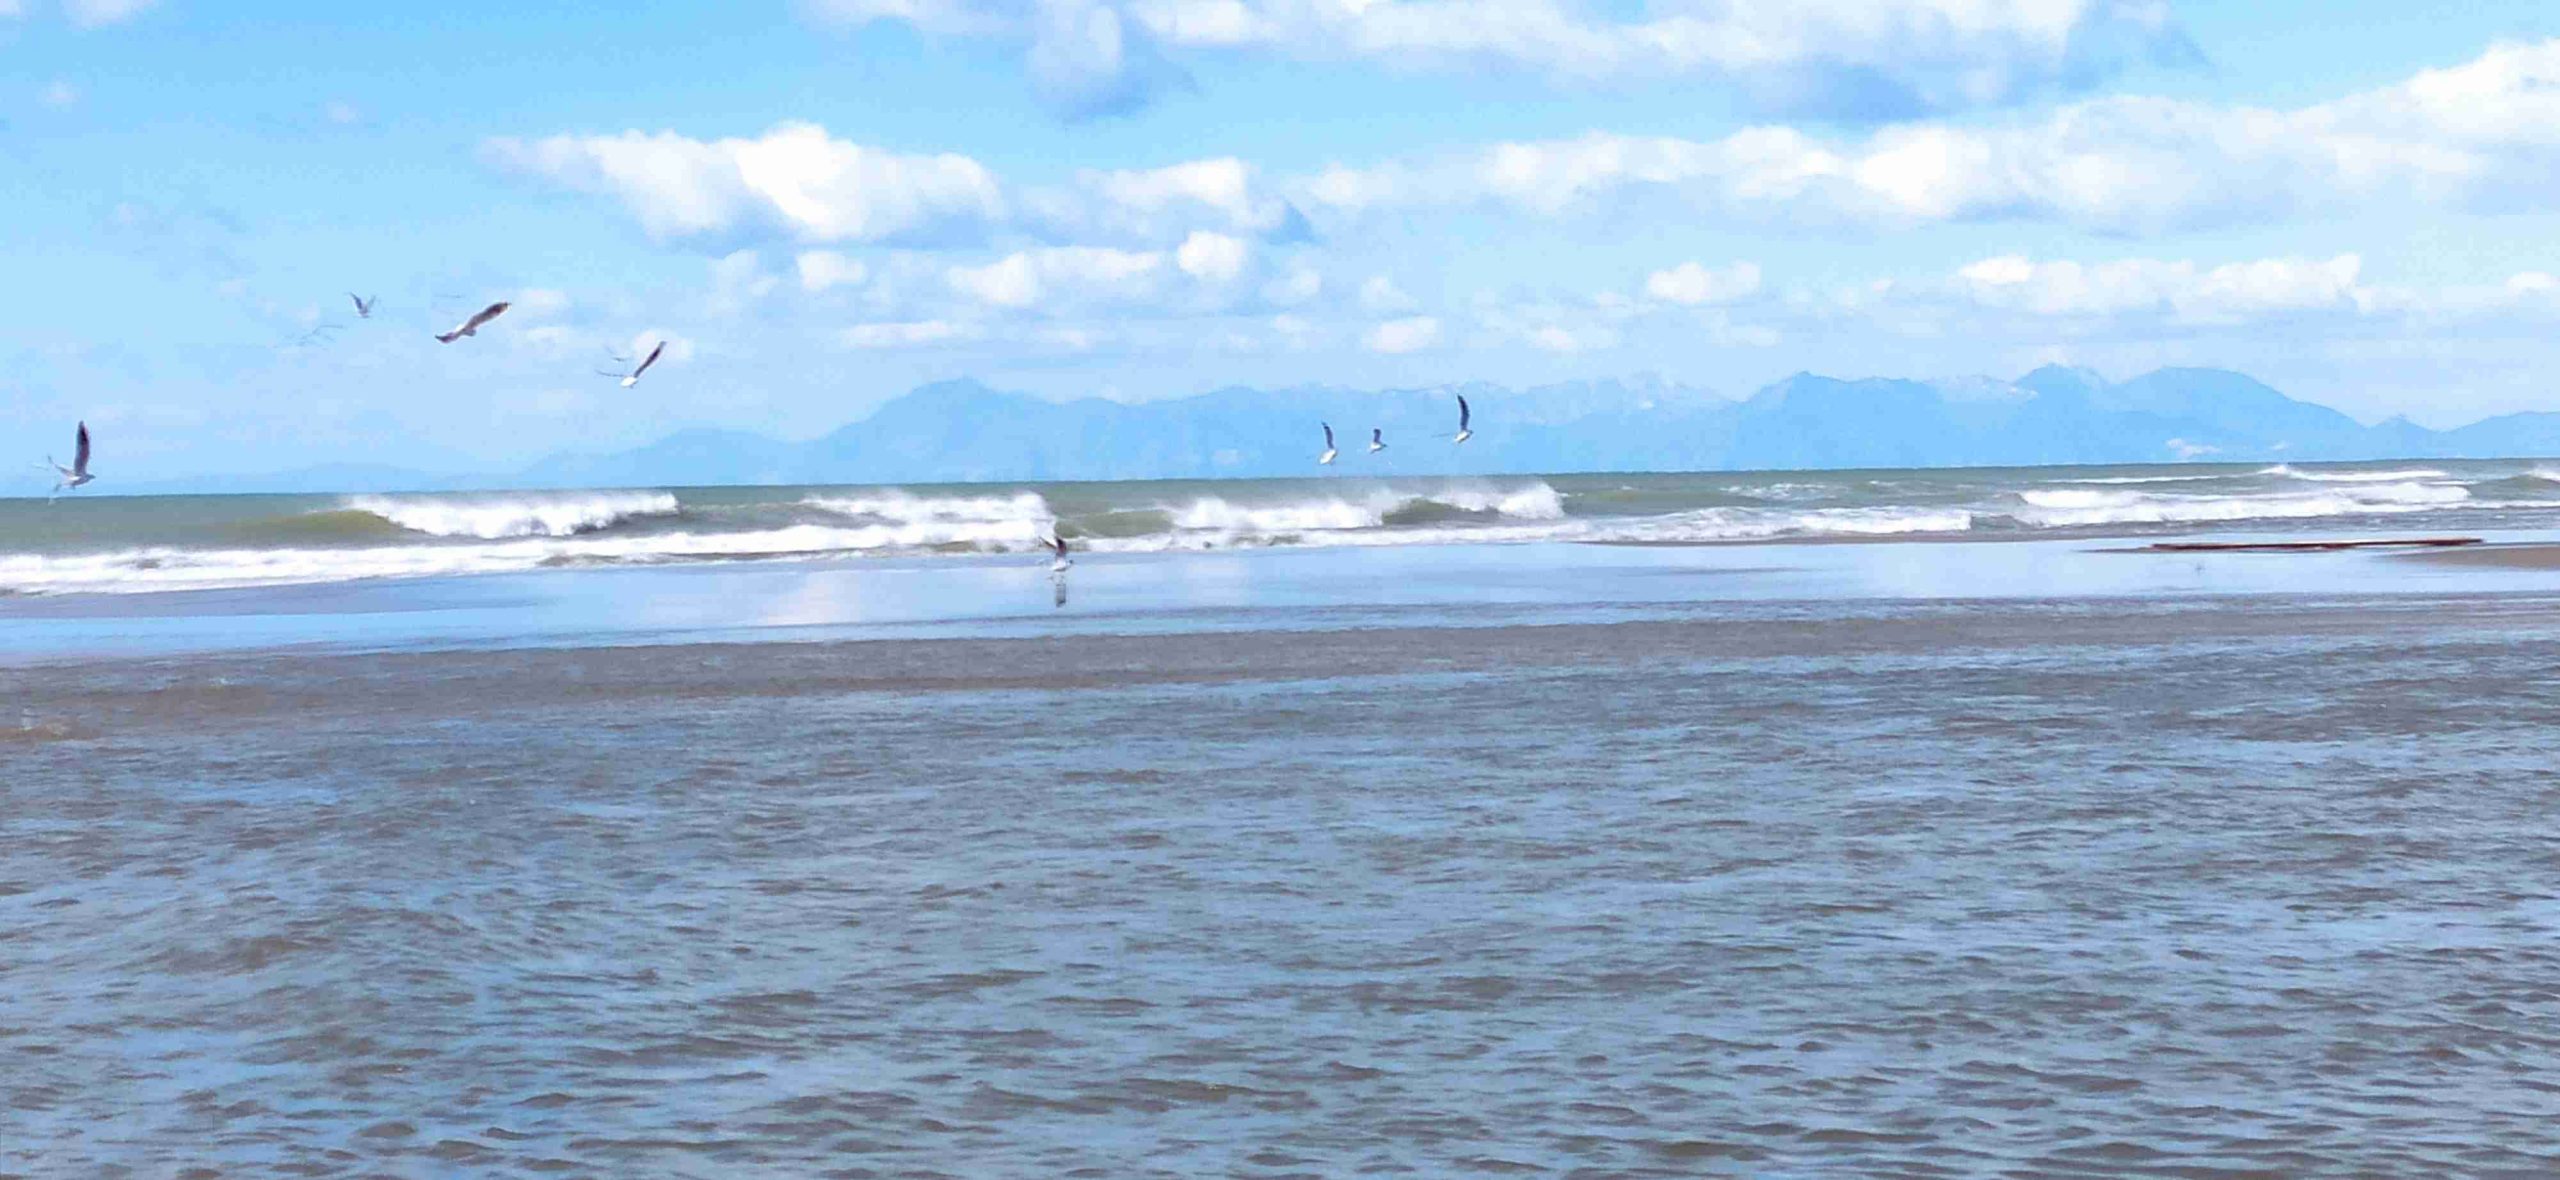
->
[9,0,2560,477]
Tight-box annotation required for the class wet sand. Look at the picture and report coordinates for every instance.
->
[11,590,2560,1175]
[2403,541,2560,570]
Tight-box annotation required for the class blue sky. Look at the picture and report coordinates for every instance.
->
[10,0,2560,477]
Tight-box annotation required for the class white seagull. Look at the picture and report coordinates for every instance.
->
[348,293,376,319]
[44,422,93,497]
[435,301,509,344]
[1319,422,1338,465]
[601,340,666,388]
[1368,427,1386,453]
[1453,394,1473,444]
[1048,534,1073,573]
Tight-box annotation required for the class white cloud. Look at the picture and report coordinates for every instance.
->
[1089,157,1261,226]
[704,249,783,317]
[513,287,574,319]
[1291,38,2560,233]
[1366,315,1440,353]
[811,0,2187,117]
[0,1,23,17]
[1526,324,1618,353]
[65,0,154,27]
[795,250,870,292]
[946,245,1165,308]
[487,122,1004,244]
[840,319,979,348]
[1174,230,1249,282]
[2509,271,2560,297]
[1646,260,1763,305]
[40,79,77,108]
[1359,275,1415,312]
[1954,253,2367,323]
[1261,265,1321,306]
[323,100,362,126]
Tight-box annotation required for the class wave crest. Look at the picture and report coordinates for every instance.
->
[2014,482,2466,526]
[1166,481,1566,537]
[344,491,680,539]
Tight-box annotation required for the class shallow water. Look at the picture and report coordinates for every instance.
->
[10,593,2560,1176]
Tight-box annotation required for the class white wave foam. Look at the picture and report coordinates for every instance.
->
[1169,496,1384,533]
[803,489,1053,525]
[0,520,1059,595]
[1433,483,1568,519]
[2013,482,2466,527]
[1163,481,1566,537]
[345,491,680,539]
[1084,503,1975,553]
[2259,464,2450,484]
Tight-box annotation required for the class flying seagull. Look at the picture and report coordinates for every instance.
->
[1319,422,1338,465]
[1453,395,1473,444]
[1368,427,1386,454]
[348,293,375,319]
[435,301,509,344]
[1048,534,1073,573]
[44,422,93,498]
[600,340,666,388]
[286,323,343,350]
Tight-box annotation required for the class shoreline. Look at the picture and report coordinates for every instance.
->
[5,530,2559,667]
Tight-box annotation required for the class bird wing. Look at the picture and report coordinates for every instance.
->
[1458,395,1470,430]
[1372,428,1383,443]
[466,301,509,332]
[1323,422,1334,448]
[73,422,89,476]
[632,341,665,378]
[1054,535,1068,557]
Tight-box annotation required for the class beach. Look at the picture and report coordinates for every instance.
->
[10,533,2560,1175]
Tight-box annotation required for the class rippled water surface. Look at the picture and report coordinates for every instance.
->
[10,595,2560,1176]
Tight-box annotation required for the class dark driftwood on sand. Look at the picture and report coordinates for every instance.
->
[2148,537,2483,553]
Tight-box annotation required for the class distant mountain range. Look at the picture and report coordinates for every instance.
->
[114,365,2560,493]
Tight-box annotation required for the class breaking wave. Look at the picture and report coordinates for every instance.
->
[344,491,681,539]
[1159,482,1567,540]
[800,490,1055,549]
[2012,482,2467,527]
[8,464,2556,596]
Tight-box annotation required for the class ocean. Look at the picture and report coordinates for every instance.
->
[9,461,2560,1176]
[0,458,2548,597]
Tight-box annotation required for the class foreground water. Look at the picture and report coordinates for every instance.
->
[8,537,2560,1174]
[4,459,2556,595]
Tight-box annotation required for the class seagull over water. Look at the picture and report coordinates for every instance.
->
[1368,427,1386,453]
[1319,422,1338,465]
[600,340,666,388]
[44,422,93,497]
[1453,395,1473,444]
[1049,533,1073,573]
[348,293,375,319]
[435,301,509,344]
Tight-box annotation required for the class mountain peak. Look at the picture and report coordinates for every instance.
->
[2016,363,2108,398]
